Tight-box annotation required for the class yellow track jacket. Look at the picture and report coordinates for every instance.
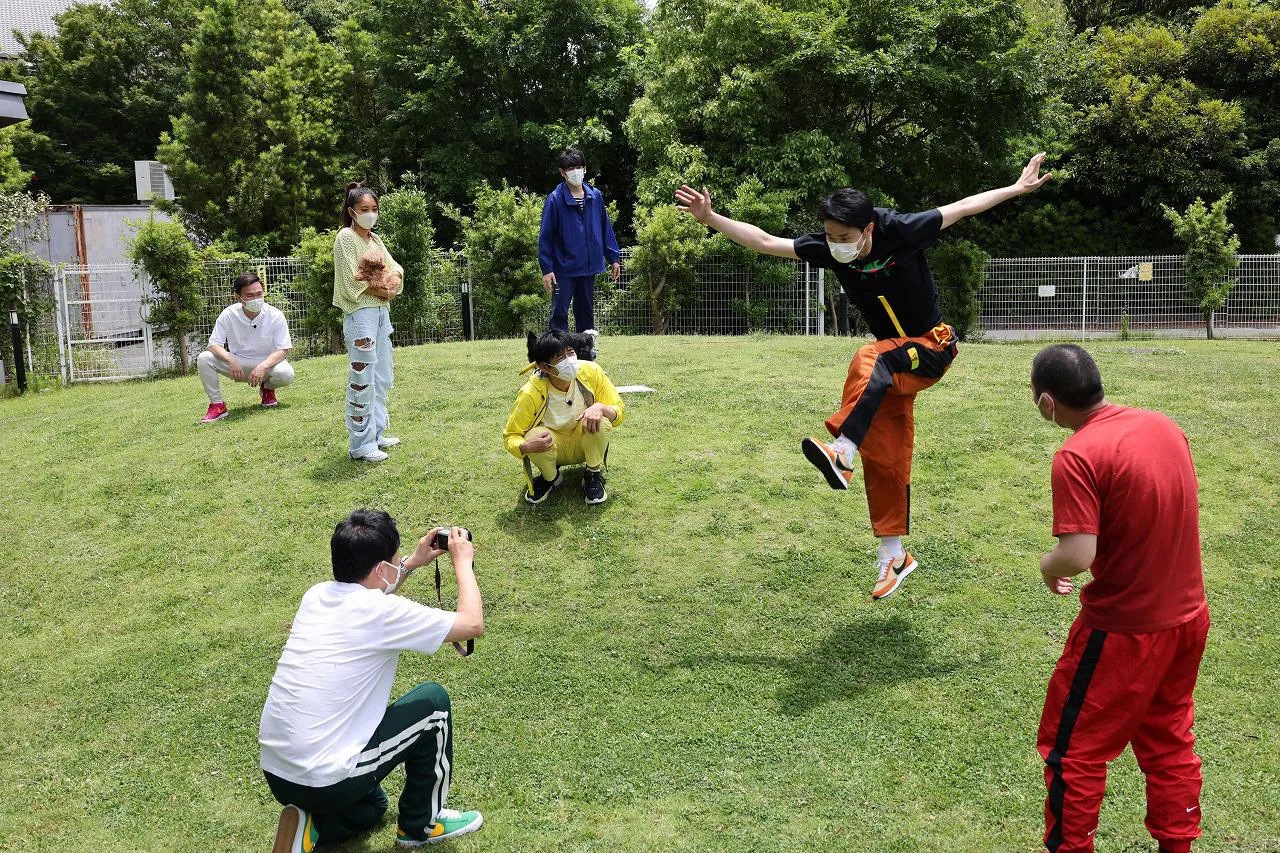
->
[503,361,625,459]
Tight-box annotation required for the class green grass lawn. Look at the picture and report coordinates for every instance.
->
[1,336,1277,852]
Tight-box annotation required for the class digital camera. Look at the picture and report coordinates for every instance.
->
[434,527,473,551]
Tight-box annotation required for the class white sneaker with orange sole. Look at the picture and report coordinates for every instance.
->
[801,437,855,490]
[872,553,918,600]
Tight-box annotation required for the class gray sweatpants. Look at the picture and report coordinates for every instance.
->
[197,350,295,404]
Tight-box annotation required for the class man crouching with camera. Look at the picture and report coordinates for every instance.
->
[260,510,484,850]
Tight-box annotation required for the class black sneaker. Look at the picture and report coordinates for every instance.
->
[525,469,561,504]
[583,468,607,504]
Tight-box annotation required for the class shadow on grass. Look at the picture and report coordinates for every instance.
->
[671,613,962,716]
[493,466,617,542]
[307,453,377,483]
[220,401,292,422]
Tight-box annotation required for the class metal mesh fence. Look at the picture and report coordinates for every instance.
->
[978,255,1280,340]
[595,249,819,336]
[191,258,328,363]
[57,264,156,381]
[13,251,1280,385]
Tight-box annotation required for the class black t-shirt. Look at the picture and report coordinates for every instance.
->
[793,208,944,340]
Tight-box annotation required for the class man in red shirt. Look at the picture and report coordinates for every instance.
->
[1032,344,1209,853]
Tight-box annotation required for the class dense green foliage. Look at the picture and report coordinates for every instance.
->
[444,183,547,338]
[156,0,351,253]
[0,192,53,380]
[929,239,989,341]
[127,216,206,370]
[3,0,197,203]
[377,186,464,344]
[6,0,1277,274]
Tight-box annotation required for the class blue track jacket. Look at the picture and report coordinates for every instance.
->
[538,182,621,278]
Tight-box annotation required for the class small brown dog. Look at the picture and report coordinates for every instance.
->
[353,249,391,296]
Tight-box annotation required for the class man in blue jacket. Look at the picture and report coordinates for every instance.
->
[539,148,622,332]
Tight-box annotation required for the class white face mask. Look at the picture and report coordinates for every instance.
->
[1037,392,1058,426]
[551,355,580,380]
[378,560,405,594]
[565,168,586,187]
[827,231,867,264]
[243,296,264,313]
[354,210,378,230]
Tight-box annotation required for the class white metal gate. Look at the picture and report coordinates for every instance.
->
[57,264,155,382]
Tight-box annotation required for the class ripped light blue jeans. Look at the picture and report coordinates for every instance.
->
[343,306,393,457]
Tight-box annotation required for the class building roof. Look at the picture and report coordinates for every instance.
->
[1,0,109,58]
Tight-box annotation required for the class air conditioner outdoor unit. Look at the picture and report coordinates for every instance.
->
[134,160,175,202]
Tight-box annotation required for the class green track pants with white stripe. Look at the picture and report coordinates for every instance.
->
[264,681,453,844]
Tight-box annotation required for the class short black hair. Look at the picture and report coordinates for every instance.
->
[557,148,586,170]
[233,272,262,294]
[526,329,596,364]
[819,188,875,228]
[331,509,400,583]
[1031,344,1105,409]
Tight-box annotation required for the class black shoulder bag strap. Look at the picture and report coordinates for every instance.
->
[435,558,474,657]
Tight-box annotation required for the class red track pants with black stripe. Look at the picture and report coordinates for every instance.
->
[1039,608,1209,853]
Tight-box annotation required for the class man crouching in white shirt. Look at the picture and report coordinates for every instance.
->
[260,510,485,851]
[196,272,295,423]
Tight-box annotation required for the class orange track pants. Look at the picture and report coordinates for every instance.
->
[823,324,957,536]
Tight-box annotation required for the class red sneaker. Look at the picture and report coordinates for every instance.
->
[199,402,229,424]
[260,387,279,407]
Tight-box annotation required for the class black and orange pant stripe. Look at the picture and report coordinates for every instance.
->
[824,323,957,536]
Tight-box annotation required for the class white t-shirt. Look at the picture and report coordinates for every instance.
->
[208,303,293,364]
[259,582,456,787]
[542,379,587,430]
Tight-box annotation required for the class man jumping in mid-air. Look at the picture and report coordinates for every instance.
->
[675,153,1051,599]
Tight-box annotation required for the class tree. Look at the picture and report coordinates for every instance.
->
[5,0,198,203]
[158,0,352,253]
[291,227,343,353]
[627,0,1044,234]
[378,185,463,344]
[1063,0,1203,32]
[0,129,31,193]
[928,239,988,341]
[369,0,644,240]
[443,182,546,337]
[971,3,1280,256]
[628,204,708,334]
[128,217,205,371]
[1162,194,1240,339]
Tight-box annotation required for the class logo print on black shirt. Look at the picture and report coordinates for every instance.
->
[857,257,896,279]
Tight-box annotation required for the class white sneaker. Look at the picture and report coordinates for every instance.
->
[350,449,389,462]
[377,435,401,449]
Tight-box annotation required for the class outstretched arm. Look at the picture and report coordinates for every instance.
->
[675,185,799,259]
[938,152,1052,230]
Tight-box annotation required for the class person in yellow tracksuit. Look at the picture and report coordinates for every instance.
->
[503,330,625,505]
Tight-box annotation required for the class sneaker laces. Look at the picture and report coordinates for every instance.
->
[876,557,896,582]
[436,808,463,819]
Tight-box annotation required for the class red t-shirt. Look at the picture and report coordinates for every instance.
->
[1052,404,1207,632]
